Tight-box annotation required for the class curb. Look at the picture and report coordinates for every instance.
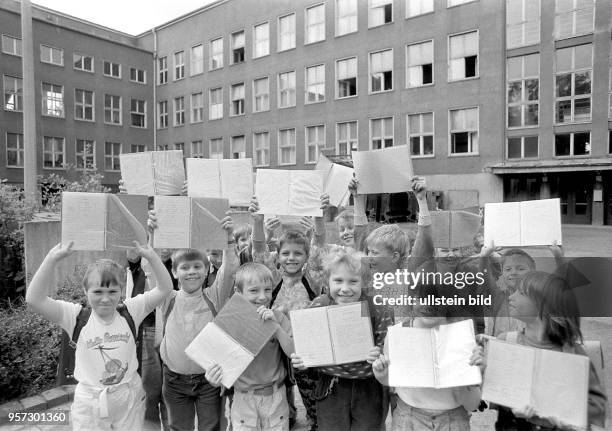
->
[0,385,75,425]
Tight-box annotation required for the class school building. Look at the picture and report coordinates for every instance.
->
[2,0,612,225]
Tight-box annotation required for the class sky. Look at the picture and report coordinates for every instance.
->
[31,0,217,35]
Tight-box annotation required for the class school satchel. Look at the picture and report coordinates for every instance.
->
[55,303,140,385]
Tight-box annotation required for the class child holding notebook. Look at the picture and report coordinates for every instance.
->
[470,271,607,430]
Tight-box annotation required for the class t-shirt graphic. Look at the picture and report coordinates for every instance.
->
[84,331,131,385]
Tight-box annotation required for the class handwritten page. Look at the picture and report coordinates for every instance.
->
[186,158,222,199]
[187,158,253,206]
[316,154,354,207]
[185,322,255,388]
[434,319,481,388]
[257,170,323,216]
[352,146,414,194]
[153,196,191,249]
[61,192,107,250]
[256,170,290,215]
[290,307,335,367]
[191,197,230,250]
[327,302,374,364]
[152,150,185,195]
[120,152,155,196]
[484,202,522,247]
[388,324,435,387]
[106,195,148,250]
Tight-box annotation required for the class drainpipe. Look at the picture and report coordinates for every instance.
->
[152,28,157,149]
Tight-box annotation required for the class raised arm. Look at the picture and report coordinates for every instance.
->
[134,241,173,308]
[408,177,434,269]
[206,215,241,308]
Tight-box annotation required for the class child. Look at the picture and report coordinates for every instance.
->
[336,209,356,249]
[206,262,294,431]
[291,246,394,431]
[470,271,607,429]
[234,224,253,253]
[205,249,223,288]
[26,241,174,430]
[372,297,482,431]
[149,212,239,431]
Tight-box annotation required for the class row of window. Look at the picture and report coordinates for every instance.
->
[0,36,147,83]
[2,76,147,126]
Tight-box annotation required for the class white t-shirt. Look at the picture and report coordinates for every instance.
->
[57,292,153,388]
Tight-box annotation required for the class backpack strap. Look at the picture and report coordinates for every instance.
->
[202,293,217,317]
[271,279,283,307]
[70,306,92,349]
[302,276,317,301]
[162,296,177,339]
[117,303,141,375]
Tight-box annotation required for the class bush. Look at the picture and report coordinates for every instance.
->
[39,168,110,213]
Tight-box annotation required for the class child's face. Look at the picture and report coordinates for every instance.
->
[238,275,273,307]
[508,289,538,322]
[208,250,222,269]
[237,235,250,252]
[337,219,355,247]
[84,271,121,320]
[279,242,308,275]
[173,259,208,294]
[328,264,362,304]
[367,242,398,273]
[436,247,461,262]
[502,255,532,289]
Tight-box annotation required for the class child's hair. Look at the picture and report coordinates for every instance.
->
[171,249,209,272]
[501,248,536,270]
[322,246,365,290]
[233,224,253,243]
[83,259,125,291]
[335,209,354,226]
[234,262,274,293]
[517,271,583,346]
[365,224,410,265]
[279,230,310,256]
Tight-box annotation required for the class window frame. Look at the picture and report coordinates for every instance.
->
[191,140,205,158]
[209,137,224,159]
[506,135,539,159]
[230,82,246,116]
[554,44,592,125]
[278,128,297,166]
[158,56,168,85]
[190,44,204,76]
[103,60,121,79]
[253,76,270,113]
[406,0,434,18]
[174,51,185,81]
[447,30,479,82]
[253,22,270,58]
[130,98,146,128]
[335,0,358,37]
[305,63,326,104]
[369,116,394,150]
[174,96,185,126]
[406,39,434,88]
[6,132,24,168]
[1,34,22,57]
[369,48,394,94]
[74,89,95,122]
[129,67,146,84]
[41,82,64,118]
[75,139,96,171]
[158,100,168,129]
[40,44,64,66]
[336,120,359,155]
[278,13,297,52]
[104,94,122,126]
[253,131,270,167]
[448,106,479,156]
[230,30,246,65]
[209,87,224,120]
[209,37,224,70]
[305,124,326,164]
[335,56,358,99]
[554,131,591,157]
[506,53,540,129]
[305,3,326,45]
[368,0,393,28]
[3,75,23,112]
[278,70,297,109]
[506,0,541,49]
[554,0,594,40]
[43,136,65,169]
[407,111,435,157]
[73,53,94,73]
[104,141,122,171]
[191,92,204,123]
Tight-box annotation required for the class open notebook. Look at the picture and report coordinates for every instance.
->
[352,146,414,194]
[290,302,374,367]
[315,154,353,207]
[61,192,147,251]
[186,158,253,207]
[256,169,323,216]
[185,294,278,388]
[388,319,481,388]
[120,150,185,196]
[482,339,589,430]
[431,210,482,249]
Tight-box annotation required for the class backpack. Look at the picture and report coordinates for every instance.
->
[270,276,317,308]
[56,303,139,385]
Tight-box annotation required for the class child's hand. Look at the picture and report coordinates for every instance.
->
[411,176,427,199]
[548,240,564,259]
[290,353,307,370]
[298,217,314,234]
[348,177,358,195]
[133,241,156,261]
[205,364,223,387]
[265,217,281,238]
[366,346,381,364]
[118,178,128,194]
[147,210,158,232]
[248,196,260,213]
[48,242,75,261]
[220,214,234,236]
[320,193,330,209]
[372,354,389,373]
[480,241,495,258]
[257,305,277,323]
[469,345,486,374]
[181,180,188,196]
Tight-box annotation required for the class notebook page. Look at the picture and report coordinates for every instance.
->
[152,150,185,196]
[327,302,374,365]
[484,202,522,247]
[120,152,155,196]
[186,158,222,199]
[434,319,482,388]
[61,192,107,250]
[256,170,290,215]
[220,159,253,207]
[388,325,436,387]
[152,196,191,249]
[290,307,334,367]
[520,199,562,246]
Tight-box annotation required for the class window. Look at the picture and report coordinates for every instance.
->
[231,31,245,64]
[278,128,296,165]
[555,44,591,124]
[336,57,357,98]
[507,54,539,128]
[507,136,538,159]
[336,0,358,36]
[253,22,269,58]
[104,94,121,125]
[75,89,94,121]
[3,75,23,111]
[448,0,475,6]
[129,67,146,83]
[231,83,245,116]
[174,143,184,152]
[158,100,168,129]
[6,132,23,167]
[555,0,594,40]
[157,144,170,151]
[76,139,96,170]
[191,92,204,123]
[174,51,185,80]
[336,121,358,155]
[278,13,296,51]
[231,135,246,159]
[306,125,325,163]
[209,138,223,159]
[407,40,433,87]
[104,142,121,171]
[131,144,146,153]
[42,83,64,117]
[370,117,394,149]
[191,140,204,158]
[253,77,269,112]
[191,44,204,75]
[369,49,393,92]
[506,0,540,49]
[43,136,65,168]
[449,107,478,154]
[73,53,94,72]
[306,4,325,44]
[278,71,296,108]
[130,99,146,128]
[253,131,270,166]
[406,0,433,18]
[555,132,590,156]
[41,45,63,66]
[369,0,393,27]
[210,38,223,70]
[209,87,223,120]
[407,112,433,156]
[306,64,325,103]
[158,56,168,84]
[174,96,185,126]
[1,35,21,56]
[103,60,121,78]
[448,31,478,81]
